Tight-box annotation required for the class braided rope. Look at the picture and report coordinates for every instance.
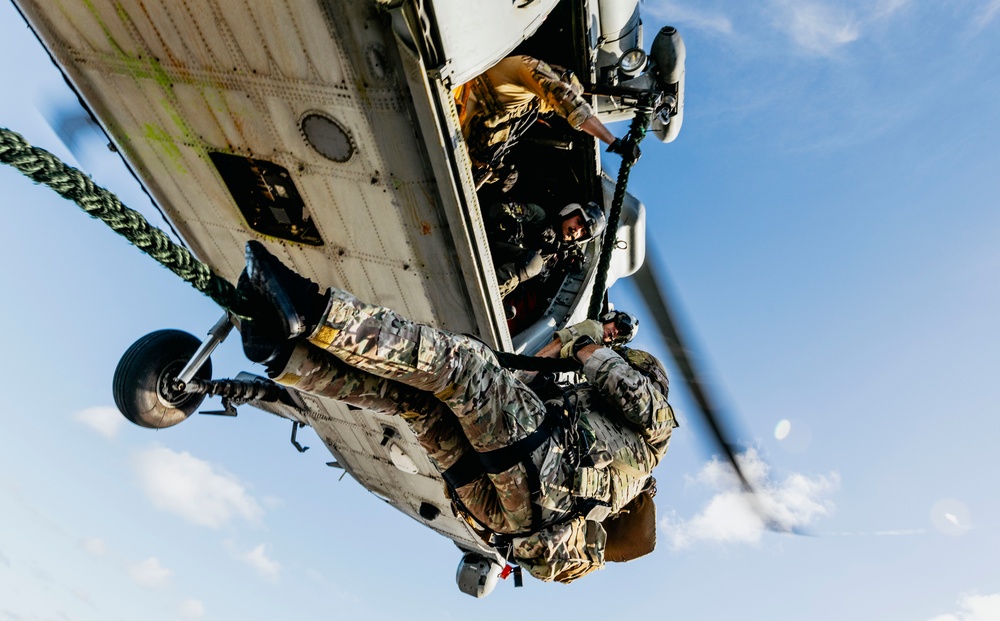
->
[0,127,246,315]
[587,106,651,319]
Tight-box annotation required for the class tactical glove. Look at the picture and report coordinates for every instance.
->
[607,138,641,165]
[570,335,597,359]
[556,319,604,358]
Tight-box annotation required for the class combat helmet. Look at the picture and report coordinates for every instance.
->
[558,201,607,242]
[600,310,639,345]
[621,347,669,397]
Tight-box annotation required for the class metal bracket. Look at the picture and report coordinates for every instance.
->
[290,421,310,453]
[201,398,239,417]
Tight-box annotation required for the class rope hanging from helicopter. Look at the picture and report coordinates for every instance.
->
[586,94,652,320]
[0,127,250,317]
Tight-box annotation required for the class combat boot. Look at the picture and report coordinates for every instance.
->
[240,241,328,354]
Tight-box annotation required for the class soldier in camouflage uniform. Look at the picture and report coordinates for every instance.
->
[239,241,675,583]
[454,55,640,186]
[487,200,606,298]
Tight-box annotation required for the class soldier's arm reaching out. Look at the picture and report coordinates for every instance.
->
[575,344,675,453]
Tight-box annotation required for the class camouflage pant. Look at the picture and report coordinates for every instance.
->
[272,289,573,534]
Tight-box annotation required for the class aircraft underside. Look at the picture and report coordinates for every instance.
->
[11,0,676,596]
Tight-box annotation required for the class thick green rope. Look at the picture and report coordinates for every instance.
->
[0,127,246,315]
[587,107,651,319]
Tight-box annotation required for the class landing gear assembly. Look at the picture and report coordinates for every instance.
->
[112,328,213,429]
[112,313,297,428]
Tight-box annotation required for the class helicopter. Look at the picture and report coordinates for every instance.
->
[6,0,767,598]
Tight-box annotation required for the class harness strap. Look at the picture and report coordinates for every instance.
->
[441,411,558,488]
[492,350,581,372]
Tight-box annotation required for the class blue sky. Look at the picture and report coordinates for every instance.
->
[2,1,999,620]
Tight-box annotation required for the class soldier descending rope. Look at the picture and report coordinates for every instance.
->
[238,241,676,583]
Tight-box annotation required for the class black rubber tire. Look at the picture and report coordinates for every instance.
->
[113,329,212,429]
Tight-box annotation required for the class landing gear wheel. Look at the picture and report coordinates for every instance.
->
[113,329,213,429]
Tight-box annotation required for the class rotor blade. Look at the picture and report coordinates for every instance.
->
[630,255,754,492]
[630,251,809,535]
[39,102,105,163]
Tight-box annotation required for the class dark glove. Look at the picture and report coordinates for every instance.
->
[556,320,603,358]
[571,335,597,358]
[607,138,641,164]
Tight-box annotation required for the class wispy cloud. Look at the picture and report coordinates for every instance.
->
[646,1,733,35]
[129,556,173,588]
[80,537,107,557]
[975,0,1000,28]
[872,0,913,20]
[74,406,125,439]
[233,543,282,583]
[661,448,839,548]
[928,592,1000,621]
[770,1,860,56]
[132,446,264,528]
[71,587,98,610]
[178,598,206,619]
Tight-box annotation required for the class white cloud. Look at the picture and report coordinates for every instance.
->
[129,556,173,588]
[178,598,206,619]
[74,406,124,439]
[647,1,733,35]
[928,592,1000,621]
[661,448,839,548]
[132,446,264,528]
[80,537,107,557]
[975,0,1000,28]
[771,1,860,56]
[236,543,282,583]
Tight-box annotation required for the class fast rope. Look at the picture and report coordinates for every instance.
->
[0,127,248,317]
[497,103,651,372]
[586,98,653,320]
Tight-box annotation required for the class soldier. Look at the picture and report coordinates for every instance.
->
[531,309,640,360]
[238,241,676,583]
[487,200,607,300]
[455,55,641,187]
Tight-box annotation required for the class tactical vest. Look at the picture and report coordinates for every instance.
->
[581,409,654,514]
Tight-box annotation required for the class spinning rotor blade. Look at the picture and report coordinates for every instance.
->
[631,252,807,535]
[630,257,754,492]
[39,101,106,163]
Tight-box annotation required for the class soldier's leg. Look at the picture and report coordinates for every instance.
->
[307,289,548,452]
[273,342,469,473]
[241,243,545,531]
[273,342,529,532]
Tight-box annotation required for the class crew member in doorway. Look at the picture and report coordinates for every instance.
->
[455,55,641,188]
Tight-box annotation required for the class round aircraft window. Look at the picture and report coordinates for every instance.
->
[300,112,354,162]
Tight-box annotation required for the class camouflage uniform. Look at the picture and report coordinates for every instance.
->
[454,55,593,177]
[486,200,574,298]
[272,289,676,582]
